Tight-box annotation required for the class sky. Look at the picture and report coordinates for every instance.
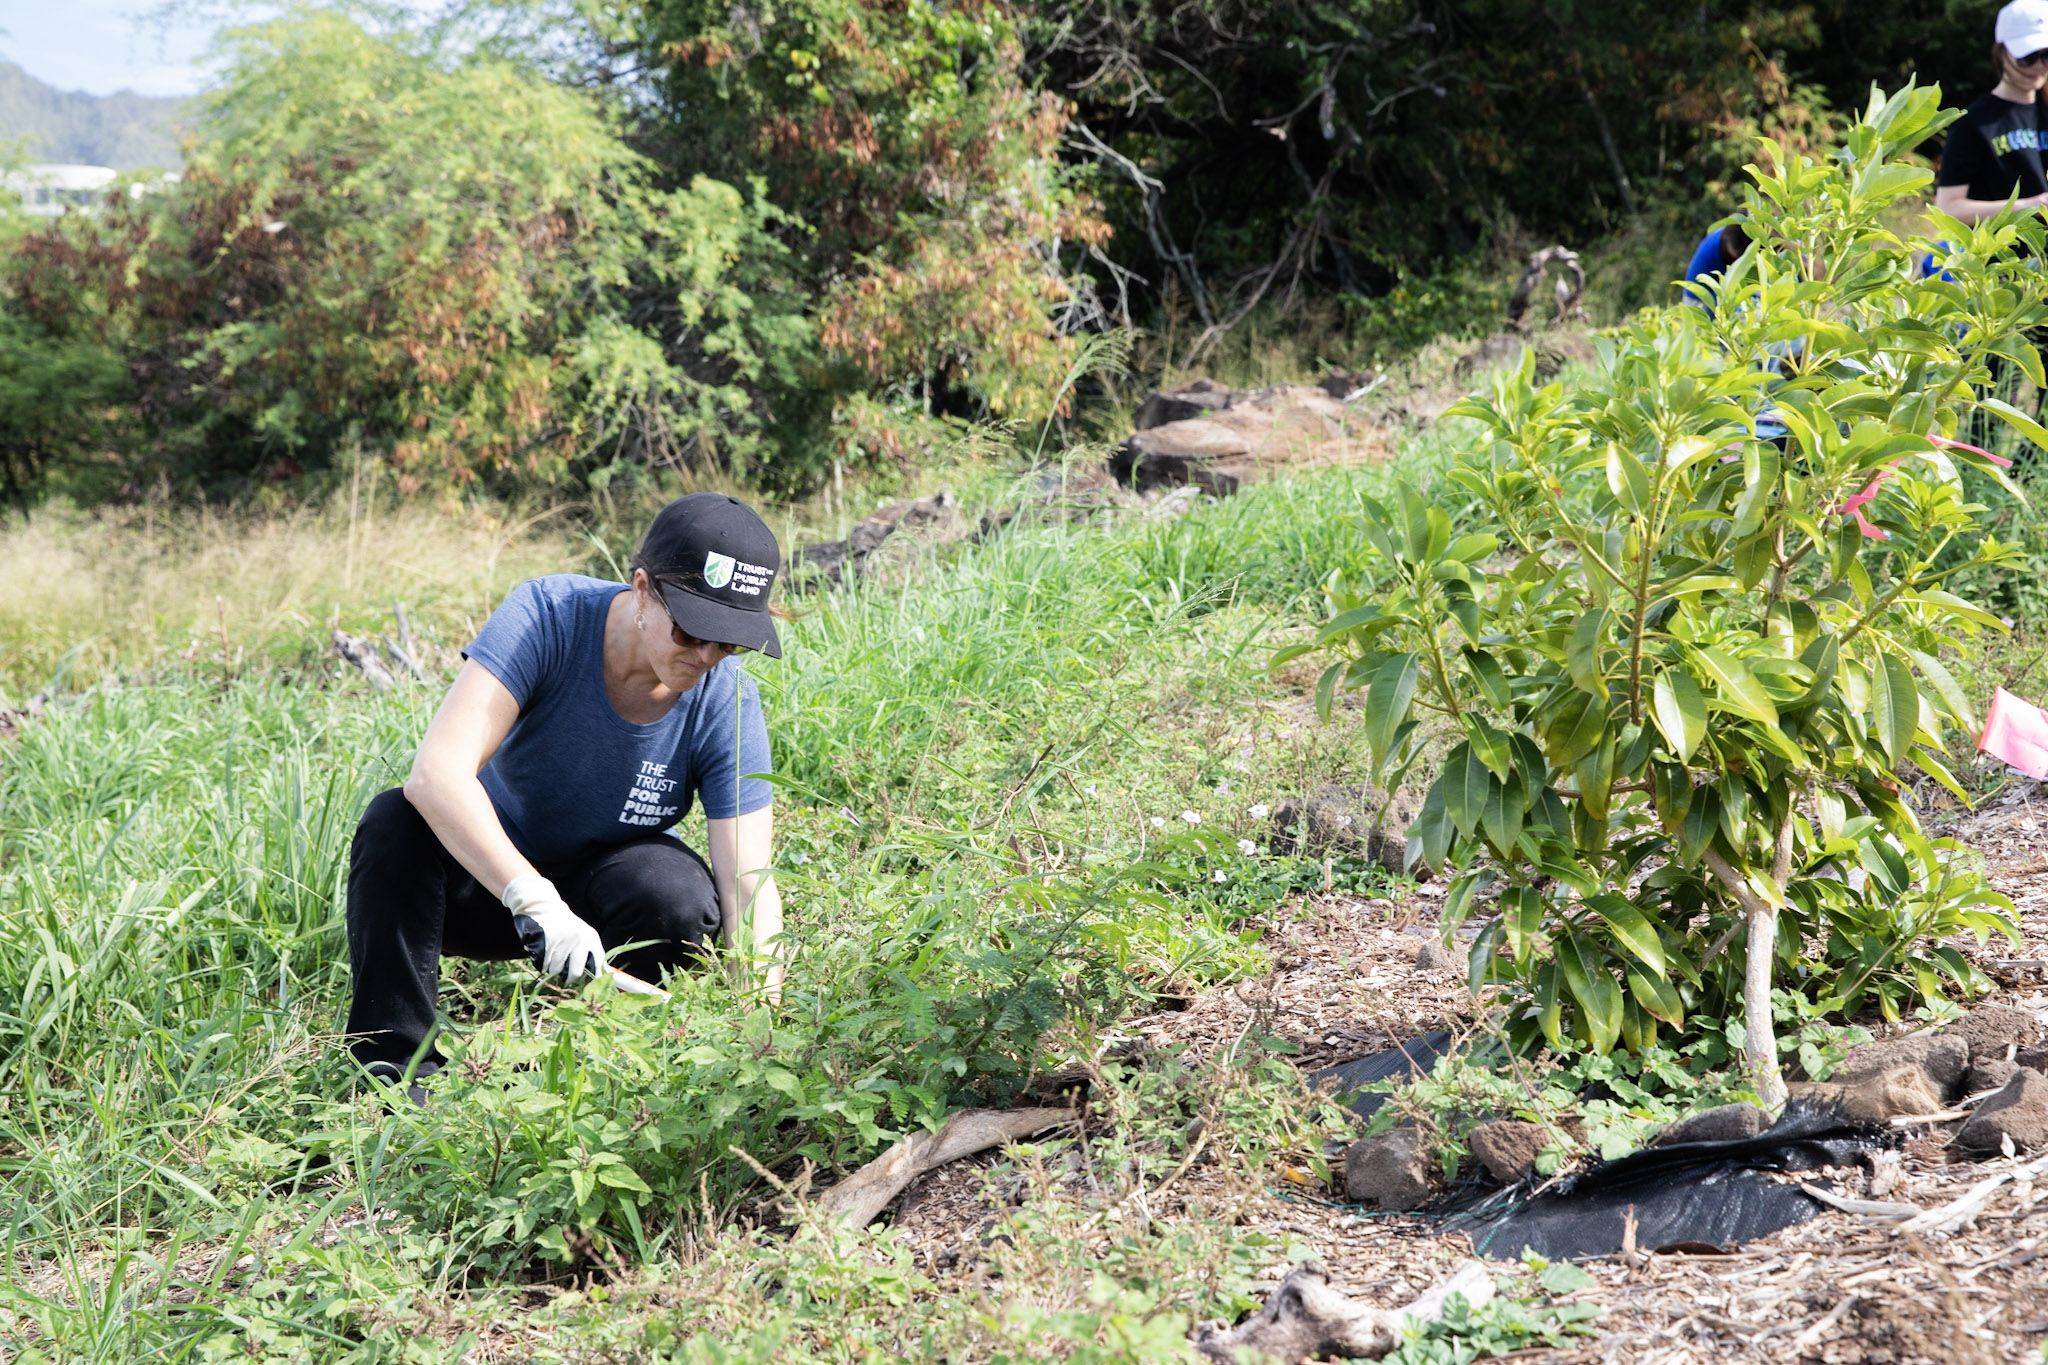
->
[1,3,228,98]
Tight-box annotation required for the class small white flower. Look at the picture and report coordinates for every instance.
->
[1212,869,1228,883]
[1150,816,1167,829]
[1216,779,1231,794]
[1180,810,1201,825]
[1233,759,1248,772]
[1083,784,1099,797]
[793,850,810,865]
[1334,814,1354,828]
[1237,839,1258,856]
[1249,803,1271,820]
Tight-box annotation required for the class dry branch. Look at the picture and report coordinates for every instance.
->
[332,630,395,690]
[1192,1259,1496,1364]
[1894,1151,2048,1239]
[815,1107,1073,1226]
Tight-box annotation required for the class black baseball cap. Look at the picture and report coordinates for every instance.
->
[638,493,782,658]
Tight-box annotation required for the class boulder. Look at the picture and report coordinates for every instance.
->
[1133,379,1232,430]
[1832,1033,1969,1099]
[1343,1128,1437,1210]
[1966,1057,2021,1095]
[2019,1044,2048,1074]
[1953,1068,2048,1154]
[1651,1101,1768,1147]
[1126,419,1255,460]
[1793,1065,1948,1124]
[1945,1004,2043,1063]
[1467,1120,1548,1184]
[794,490,964,587]
[1267,783,1424,875]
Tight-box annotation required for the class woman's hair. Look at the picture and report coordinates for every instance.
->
[1995,42,2041,94]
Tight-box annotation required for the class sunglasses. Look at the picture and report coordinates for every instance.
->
[2019,47,2048,67]
[649,583,750,656]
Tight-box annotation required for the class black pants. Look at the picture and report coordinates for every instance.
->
[344,788,720,1071]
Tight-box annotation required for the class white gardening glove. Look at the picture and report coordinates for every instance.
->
[502,874,606,984]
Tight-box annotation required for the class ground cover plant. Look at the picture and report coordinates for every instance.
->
[1294,85,2032,1103]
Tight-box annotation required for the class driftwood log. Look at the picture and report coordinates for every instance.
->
[815,1107,1073,1226]
[1193,1259,1496,1364]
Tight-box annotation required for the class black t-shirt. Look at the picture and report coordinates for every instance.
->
[1939,93,2048,203]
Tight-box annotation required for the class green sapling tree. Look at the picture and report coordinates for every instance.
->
[1291,85,2031,1106]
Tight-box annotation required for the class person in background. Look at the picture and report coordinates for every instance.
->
[1681,220,1752,306]
[344,493,788,1102]
[1935,0,2048,224]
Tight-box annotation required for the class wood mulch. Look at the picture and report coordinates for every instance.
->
[881,776,2048,1364]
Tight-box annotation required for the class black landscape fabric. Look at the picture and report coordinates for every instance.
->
[1310,1038,1894,1260]
[1457,1102,1893,1261]
[1307,1030,1456,1119]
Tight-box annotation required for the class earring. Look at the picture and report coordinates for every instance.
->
[634,610,645,628]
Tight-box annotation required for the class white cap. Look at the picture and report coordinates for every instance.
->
[1998,0,2048,57]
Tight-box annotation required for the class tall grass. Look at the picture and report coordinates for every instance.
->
[0,452,1441,1361]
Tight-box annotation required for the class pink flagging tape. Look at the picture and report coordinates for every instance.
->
[1979,686,2048,780]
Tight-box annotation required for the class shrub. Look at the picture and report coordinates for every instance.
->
[1,13,805,499]
[1292,85,2030,1103]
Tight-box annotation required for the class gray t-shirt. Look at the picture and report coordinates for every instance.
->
[463,574,772,866]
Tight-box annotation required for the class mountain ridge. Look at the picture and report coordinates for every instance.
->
[0,59,189,169]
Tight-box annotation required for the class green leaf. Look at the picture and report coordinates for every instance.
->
[1587,894,1668,974]
[1568,609,1612,699]
[1539,1261,1598,1295]
[1606,444,1652,514]
[1365,652,1421,771]
[1409,780,1452,874]
[1909,648,1975,733]
[1651,760,1693,833]
[1626,965,1686,1027]
[1650,666,1707,759]
[1440,742,1490,839]
[1463,648,1512,709]
[1544,689,1609,769]
[1481,771,1526,856]
[1465,717,1514,780]
[1870,650,1918,760]
[1558,934,1622,1054]
[1693,646,1779,724]
[1535,962,1563,1048]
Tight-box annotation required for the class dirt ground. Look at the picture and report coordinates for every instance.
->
[881,776,2048,1365]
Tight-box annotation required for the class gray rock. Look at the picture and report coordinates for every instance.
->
[1133,380,1231,431]
[1966,1057,2021,1095]
[1833,1034,1969,1100]
[1268,783,1424,875]
[2019,1044,2048,1074]
[1793,1066,1948,1124]
[1467,1120,1548,1184]
[1945,1004,2044,1063]
[1343,1128,1437,1210]
[1651,1102,1767,1147]
[1954,1068,2048,1154]
[1414,941,1461,974]
[1125,419,1254,461]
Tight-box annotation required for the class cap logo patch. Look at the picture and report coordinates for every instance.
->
[703,551,736,589]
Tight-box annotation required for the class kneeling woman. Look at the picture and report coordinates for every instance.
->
[345,493,786,1091]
